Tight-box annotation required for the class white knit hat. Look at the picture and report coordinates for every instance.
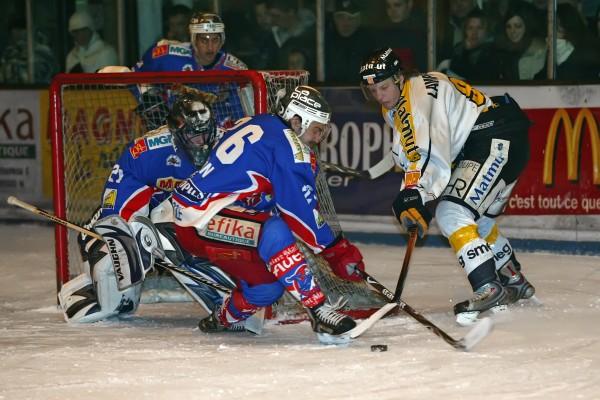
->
[68,10,95,32]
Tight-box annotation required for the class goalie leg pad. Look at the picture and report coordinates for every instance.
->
[93,251,142,317]
[58,255,142,323]
[94,215,159,290]
[58,274,110,323]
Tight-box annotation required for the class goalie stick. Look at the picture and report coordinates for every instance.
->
[321,151,396,180]
[356,269,494,351]
[6,196,232,294]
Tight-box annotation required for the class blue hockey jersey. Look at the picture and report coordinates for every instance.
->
[133,41,248,127]
[99,126,196,221]
[172,114,337,253]
[134,41,247,73]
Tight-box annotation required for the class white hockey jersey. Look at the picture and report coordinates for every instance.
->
[382,72,492,203]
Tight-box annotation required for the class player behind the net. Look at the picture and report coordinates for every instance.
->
[358,48,536,326]
[132,12,249,130]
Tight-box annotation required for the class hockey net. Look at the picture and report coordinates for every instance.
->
[49,70,386,321]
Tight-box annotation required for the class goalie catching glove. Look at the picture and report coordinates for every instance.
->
[392,188,432,238]
[321,236,365,282]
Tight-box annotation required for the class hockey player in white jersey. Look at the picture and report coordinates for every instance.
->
[359,48,535,325]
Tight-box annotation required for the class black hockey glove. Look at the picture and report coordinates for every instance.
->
[392,189,432,238]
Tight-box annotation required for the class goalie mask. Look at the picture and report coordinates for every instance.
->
[189,12,226,46]
[277,85,332,145]
[168,93,217,167]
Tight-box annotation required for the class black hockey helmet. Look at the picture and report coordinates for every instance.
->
[359,48,402,85]
[276,85,332,143]
[168,91,217,167]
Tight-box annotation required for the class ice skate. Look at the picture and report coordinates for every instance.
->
[498,263,536,304]
[198,310,246,333]
[307,300,357,344]
[454,281,508,326]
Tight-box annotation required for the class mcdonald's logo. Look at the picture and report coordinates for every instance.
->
[543,108,600,185]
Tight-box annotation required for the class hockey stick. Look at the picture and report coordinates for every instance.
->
[321,151,397,180]
[357,269,493,351]
[6,196,232,294]
[393,227,418,301]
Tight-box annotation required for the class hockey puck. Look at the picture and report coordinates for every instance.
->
[370,344,388,352]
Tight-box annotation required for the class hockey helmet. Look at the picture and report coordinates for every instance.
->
[277,85,332,144]
[359,48,402,86]
[168,92,217,167]
[189,12,226,45]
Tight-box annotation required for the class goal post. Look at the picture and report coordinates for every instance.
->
[49,70,272,289]
[49,69,386,319]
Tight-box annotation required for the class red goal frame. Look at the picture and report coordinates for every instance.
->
[48,70,269,291]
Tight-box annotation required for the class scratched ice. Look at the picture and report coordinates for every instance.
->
[1,224,598,400]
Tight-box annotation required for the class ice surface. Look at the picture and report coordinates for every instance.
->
[1,224,599,400]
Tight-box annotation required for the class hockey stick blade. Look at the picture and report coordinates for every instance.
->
[316,302,398,345]
[459,316,494,351]
[349,302,399,339]
[359,270,494,351]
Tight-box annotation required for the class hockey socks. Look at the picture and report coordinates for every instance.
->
[267,243,326,308]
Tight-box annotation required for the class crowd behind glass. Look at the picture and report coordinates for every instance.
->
[0,0,598,86]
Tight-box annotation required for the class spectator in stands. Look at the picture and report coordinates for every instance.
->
[66,10,118,73]
[231,0,274,69]
[449,0,478,45]
[164,4,192,43]
[439,9,501,81]
[535,3,600,80]
[374,0,427,71]
[495,3,546,80]
[0,17,58,84]
[264,0,316,74]
[326,0,375,84]
[287,48,308,70]
[480,0,522,37]
[438,0,479,61]
[132,12,248,129]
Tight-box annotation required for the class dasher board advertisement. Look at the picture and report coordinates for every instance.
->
[0,90,42,202]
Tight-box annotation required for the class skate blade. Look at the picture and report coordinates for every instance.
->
[456,311,479,327]
[526,295,544,307]
[316,332,351,345]
[456,305,507,327]
[244,308,265,335]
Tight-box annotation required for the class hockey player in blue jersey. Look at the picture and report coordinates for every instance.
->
[164,85,368,340]
[133,12,248,130]
[58,88,239,324]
